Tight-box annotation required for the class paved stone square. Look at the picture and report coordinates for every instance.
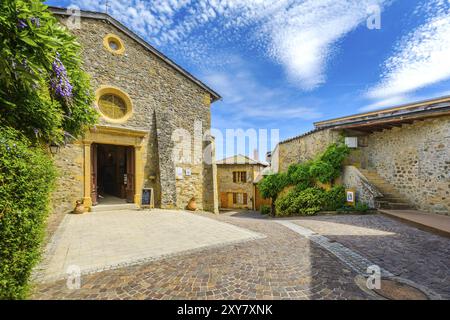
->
[33,209,263,283]
[32,211,450,300]
[290,214,450,299]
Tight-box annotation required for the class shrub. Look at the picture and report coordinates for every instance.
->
[0,127,56,299]
[309,160,335,184]
[258,172,290,215]
[0,1,98,299]
[260,205,271,215]
[288,162,313,186]
[322,185,346,211]
[275,187,325,217]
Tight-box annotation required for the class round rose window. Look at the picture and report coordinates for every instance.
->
[95,87,133,123]
[98,94,127,119]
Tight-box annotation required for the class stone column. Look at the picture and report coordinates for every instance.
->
[82,141,92,208]
[134,145,144,206]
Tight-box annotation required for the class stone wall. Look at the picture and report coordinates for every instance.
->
[51,16,216,213]
[276,129,341,172]
[51,143,84,214]
[363,116,450,215]
[341,166,382,208]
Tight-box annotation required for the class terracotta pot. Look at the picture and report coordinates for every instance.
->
[187,197,197,211]
[73,200,85,214]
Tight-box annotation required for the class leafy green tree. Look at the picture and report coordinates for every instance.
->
[258,173,289,216]
[0,0,97,144]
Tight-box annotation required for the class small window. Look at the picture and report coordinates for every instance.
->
[108,39,119,51]
[232,193,247,205]
[232,171,247,183]
[103,34,125,55]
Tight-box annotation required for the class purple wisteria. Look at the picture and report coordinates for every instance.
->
[17,17,40,29]
[30,17,40,27]
[17,19,27,29]
[50,53,73,100]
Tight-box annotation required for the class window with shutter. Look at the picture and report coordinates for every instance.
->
[243,193,248,205]
[237,193,243,204]
[233,193,237,204]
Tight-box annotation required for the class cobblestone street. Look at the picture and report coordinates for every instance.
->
[32,211,450,300]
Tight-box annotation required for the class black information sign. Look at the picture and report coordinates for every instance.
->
[141,188,152,207]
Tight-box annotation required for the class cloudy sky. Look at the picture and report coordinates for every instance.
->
[46,0,450,159]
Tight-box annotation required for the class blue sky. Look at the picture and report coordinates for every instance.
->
[46,0,450,160]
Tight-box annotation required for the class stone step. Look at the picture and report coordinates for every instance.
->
[90,203,139,212]
[361,168,414,210]
[376,201,413,210]
[382,196,407,203]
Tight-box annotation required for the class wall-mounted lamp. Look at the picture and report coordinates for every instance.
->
[49,143,60,155]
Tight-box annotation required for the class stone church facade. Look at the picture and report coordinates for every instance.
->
[49,7,220,214]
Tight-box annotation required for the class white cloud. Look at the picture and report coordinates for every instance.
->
[359,95,410,112]
[367,1,450,100]
[265,0,388,90]
[71,0,388,90]
[203,62,323,122]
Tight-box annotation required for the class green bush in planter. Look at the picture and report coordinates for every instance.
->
[0,127,56,299]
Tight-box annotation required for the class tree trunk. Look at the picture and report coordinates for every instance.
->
[271,197,276,217]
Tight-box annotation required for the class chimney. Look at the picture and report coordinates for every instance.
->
[253,149,259,161]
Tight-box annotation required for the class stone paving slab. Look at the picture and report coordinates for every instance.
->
[32,212,369,300]
[291,214,450,299]
[33,209,264,283]
[32,211,450,300]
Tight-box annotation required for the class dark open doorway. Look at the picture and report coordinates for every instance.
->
[91,143,135,206]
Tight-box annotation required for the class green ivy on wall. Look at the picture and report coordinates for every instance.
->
[258,141,350,216]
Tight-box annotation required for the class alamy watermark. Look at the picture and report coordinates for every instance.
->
[66,265,81,290]
[367,5,382,30]
[366,265,381,290]
[171,120,279,166]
